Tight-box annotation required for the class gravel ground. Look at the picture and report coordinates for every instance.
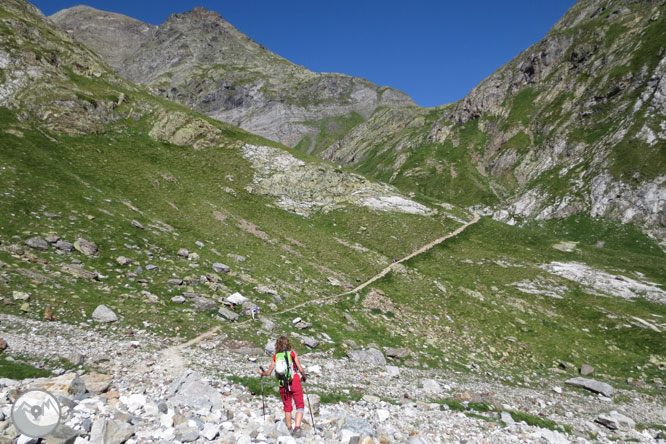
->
[0,314,664,444]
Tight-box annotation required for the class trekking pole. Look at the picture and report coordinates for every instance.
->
[259,366,266,421]
[304,375,316,435]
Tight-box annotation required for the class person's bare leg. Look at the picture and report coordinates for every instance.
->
[285,412,292,430]
[295,411,303,428]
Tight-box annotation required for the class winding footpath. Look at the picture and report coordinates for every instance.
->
[235,213,481,326]
[164,213,480,360]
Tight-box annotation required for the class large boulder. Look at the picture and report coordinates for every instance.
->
[341,416,375,437]
[89,419,134,444]
[174,426,199,443]
[167,369,224,412]
[565,377,613,397]
[386,347,410,359]
[81,373,113,395]
[218,306,239,321]
[26,237,49,251]
[55,240,74,251]
[265,338,276,355]
[212,263,230,273]
[225,292,247,305]
[92,305,118,323]
[305,393,320,415]
[44,424,80,444]
[191,295,217,311]
[261,318,276,331]
[61,264,98,281]
[595,411,635,431]
[580,364,594,376]
[422,379,442,396]
[299,335,319,349]
[74,238,98,256]
[31,373,77,396]
[347,348,386,366]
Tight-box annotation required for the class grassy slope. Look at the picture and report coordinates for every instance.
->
[0,103,451,340]
[3,99,664,385]
[0,1,664,389]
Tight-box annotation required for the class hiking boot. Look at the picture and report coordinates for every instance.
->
[292,427,303,438]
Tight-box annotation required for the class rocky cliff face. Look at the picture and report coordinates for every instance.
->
[49,6,415,147]
[322,0,666,242]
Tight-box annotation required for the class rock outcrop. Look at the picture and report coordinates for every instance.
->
[320,0,666,240]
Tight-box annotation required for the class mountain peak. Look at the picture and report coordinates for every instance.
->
[49,4,157,70]
[174,6,226,23]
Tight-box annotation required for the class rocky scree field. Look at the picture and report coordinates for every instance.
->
[0,0,664,443]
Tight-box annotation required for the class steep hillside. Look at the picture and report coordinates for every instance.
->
[49,5,415,148]
[0,4,665,442]
[321,0,666,241]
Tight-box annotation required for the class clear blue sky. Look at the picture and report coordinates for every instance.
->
[34,0,577,107]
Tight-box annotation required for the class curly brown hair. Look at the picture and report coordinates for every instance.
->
[275,335,290,354]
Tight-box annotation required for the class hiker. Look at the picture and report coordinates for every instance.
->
[259,335,308,436]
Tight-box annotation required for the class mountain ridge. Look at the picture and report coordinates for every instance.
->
[49,4,416,148]
[320,0,666,243]
[49,1,666,242]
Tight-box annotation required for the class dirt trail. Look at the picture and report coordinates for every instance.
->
[237,213,480,324]
[138,215,480,374]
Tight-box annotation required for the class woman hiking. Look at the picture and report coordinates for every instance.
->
[259,335,308,437]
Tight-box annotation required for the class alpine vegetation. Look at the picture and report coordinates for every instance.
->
[0,0,664,443]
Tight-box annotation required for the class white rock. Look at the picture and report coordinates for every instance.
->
[422,378,441,395]
[403,407,417,418]
[236,435,252,444]
[376,409,390,422]
[531,428,569,444]
[160,414,173,428]
[202,423,220,441]
[159,427,175,440]
[409,435,431,444]
[226,292,247,305]
[339,429,360,444]
[501,411,515,425]
[596,410,636,431]
[277,437,297,444]
[308,364,322,374]
[92,305,118,323]
[126,393,146,411]
[362,394,380,403]
[385,365,400,378]
[144,402,159,416]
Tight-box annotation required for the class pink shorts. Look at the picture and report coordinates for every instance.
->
[279,374,304,413]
